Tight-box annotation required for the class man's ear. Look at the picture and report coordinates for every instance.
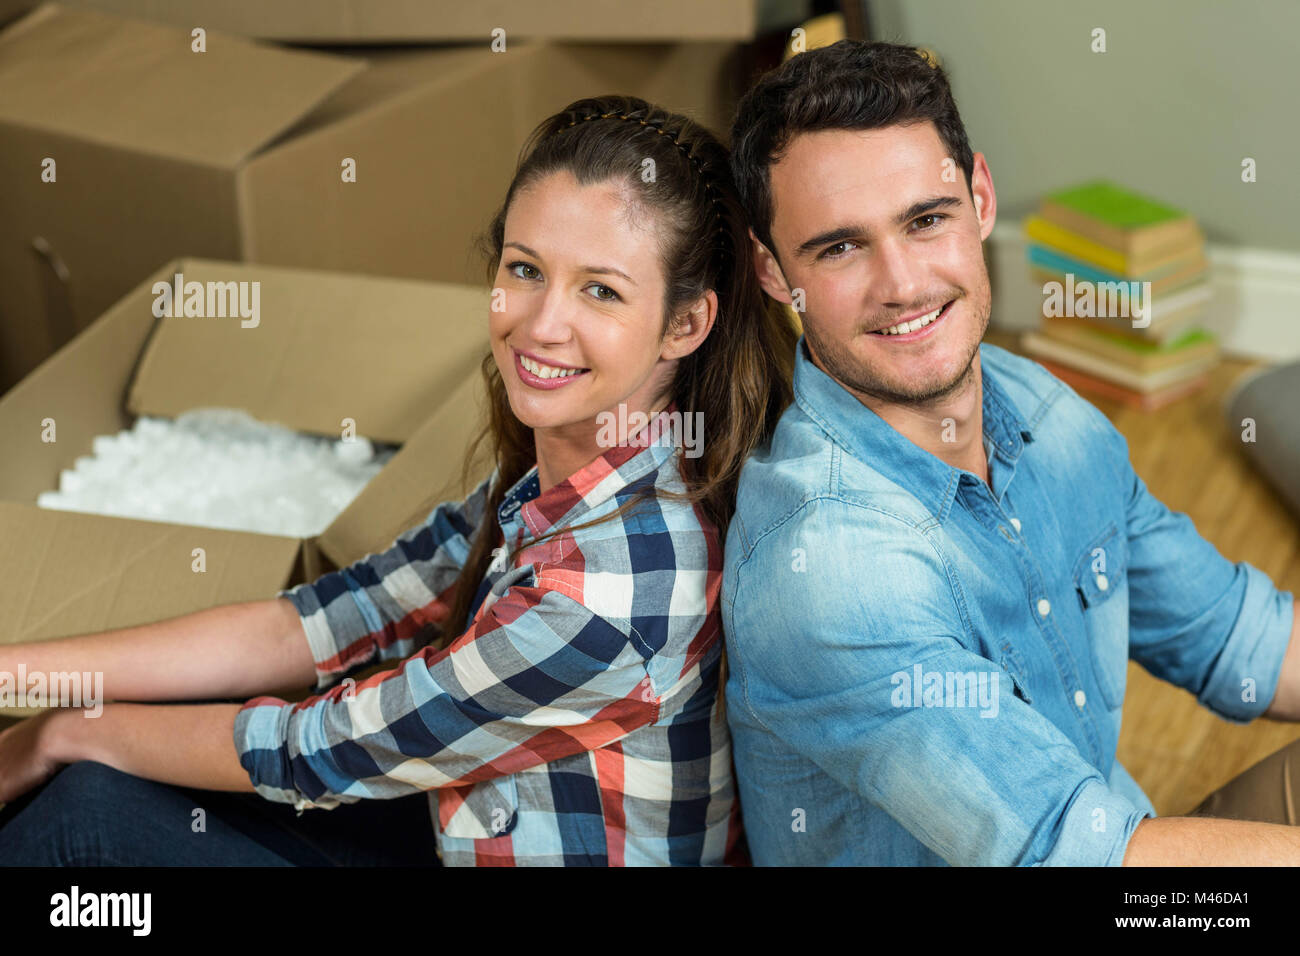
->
[661,289,718,361]
[969,152,997,242]
[750,228,794,305]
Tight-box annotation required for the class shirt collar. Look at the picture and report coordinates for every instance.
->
[496,402,684,542]
[792,337,1034,522]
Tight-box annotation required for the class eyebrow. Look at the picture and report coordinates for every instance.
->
[792,195,965,260]
[504,241,637,286]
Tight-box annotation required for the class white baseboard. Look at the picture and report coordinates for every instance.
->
[987,221,1300,362]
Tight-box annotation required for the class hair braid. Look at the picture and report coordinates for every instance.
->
[553,103,728,245]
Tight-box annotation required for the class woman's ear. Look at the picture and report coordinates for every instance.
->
[661,289,718,361]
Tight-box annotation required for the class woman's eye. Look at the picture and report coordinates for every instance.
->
[508,261,541,280]
[586,284,620,302]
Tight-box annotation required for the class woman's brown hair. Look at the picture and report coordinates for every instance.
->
[441,94,797,644]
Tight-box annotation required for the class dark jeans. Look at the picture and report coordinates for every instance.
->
[0,761,442,866]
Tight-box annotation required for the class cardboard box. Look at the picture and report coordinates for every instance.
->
[51,0,761,42]
[0,0,31,26]
[0,257,493,713]
[0,4,742,394]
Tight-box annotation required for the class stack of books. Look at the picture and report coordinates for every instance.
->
[1020,180,1218,410]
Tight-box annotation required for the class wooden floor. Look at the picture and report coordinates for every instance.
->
[4,334,1298,818]
[986,329,1300,815]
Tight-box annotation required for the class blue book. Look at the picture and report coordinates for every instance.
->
[1026,242,1206,289]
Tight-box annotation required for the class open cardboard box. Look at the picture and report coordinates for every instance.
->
[0,257,493,715]
[0,3,742,393]
[52,0,763,42]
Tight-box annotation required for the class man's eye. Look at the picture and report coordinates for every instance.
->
[820,241,857,260]
[913,214,946,230]
[586,284,620,302]
[508,262,541,280]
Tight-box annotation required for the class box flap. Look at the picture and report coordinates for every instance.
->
[0,259,176,505]
[314,367,491,569]
[124,258,490,444]
[270,44,505,142]
[0,502,301,645]
[0,502,301,717]
[0,3,366,166]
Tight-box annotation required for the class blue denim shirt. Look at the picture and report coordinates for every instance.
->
[722,339,1295,866]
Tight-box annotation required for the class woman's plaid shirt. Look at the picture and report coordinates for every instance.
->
[233,409,746,865]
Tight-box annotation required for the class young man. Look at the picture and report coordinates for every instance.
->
[722,39,1300,865]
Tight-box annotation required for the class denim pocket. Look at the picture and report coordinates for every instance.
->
[436,773,519,839]
[1073,523,1130,710]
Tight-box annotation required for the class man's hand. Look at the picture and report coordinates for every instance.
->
[1264,599,1300,720]
[0,711,67,805]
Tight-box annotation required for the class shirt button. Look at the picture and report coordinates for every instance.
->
[1037,598,1051,617]
[1074,689,1087,708]
[1010,517,1022,532]
[1096,573,1109,591]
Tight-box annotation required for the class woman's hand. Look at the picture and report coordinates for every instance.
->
[2,703,255,806]
[0,711,68,805]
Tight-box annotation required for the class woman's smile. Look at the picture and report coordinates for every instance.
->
[513,347,591,390]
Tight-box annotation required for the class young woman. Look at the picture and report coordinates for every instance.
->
[0,94,797,866]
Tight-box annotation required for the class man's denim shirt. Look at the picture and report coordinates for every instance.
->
[722,338,1295,866]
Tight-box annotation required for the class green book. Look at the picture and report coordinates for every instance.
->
[1046,180,1185,229]
[1086,325,1214,354]
[1038,180,1202,267]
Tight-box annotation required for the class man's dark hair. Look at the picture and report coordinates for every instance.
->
[730,40,975,258]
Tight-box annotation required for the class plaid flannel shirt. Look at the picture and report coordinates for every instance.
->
[233,407,746,866]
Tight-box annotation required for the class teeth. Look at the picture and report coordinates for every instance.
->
[520,354,583,379]
[875,304,945,335]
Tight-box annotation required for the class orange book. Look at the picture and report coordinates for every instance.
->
[1033,358,1208,411]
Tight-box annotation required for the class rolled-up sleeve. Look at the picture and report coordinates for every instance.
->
[1100,416,1295,722]
[729,498,1150,866]
[233,579,660,812]
[279,476,491,692]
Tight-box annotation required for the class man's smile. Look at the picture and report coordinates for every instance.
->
[869,299,957,340]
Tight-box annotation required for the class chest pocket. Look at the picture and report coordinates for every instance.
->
[436,774,519,840]
[1073,523,1130,711]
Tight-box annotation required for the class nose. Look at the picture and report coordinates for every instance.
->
[870,235,927,310]
[519,283,575,346]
